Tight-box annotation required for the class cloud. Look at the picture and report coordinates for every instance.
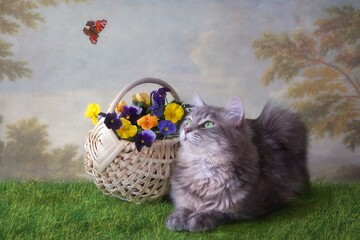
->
[188,20,273,114]
[190,30,219,82]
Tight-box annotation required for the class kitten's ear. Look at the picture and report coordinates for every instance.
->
[192,93,206,107]
[225,97,244,127]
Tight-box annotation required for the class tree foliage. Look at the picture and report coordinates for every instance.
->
[49,144,84,179]
[2,118,83,179]
[0,0,88,81]
[253,5,360,150]
[3,118,50,178]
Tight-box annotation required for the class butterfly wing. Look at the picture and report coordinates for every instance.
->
[89,33,98,45]
[83,19,107,45]
[95,19,107,34]
[83,27,90,36]
[86,20,96,28]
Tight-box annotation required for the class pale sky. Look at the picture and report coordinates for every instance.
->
[1,0,359,178]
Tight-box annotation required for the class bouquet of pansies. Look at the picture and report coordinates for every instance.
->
[85,87,186,152]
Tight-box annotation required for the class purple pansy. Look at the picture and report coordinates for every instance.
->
[158,120,177,137]
[120,105,142,124]
[150,102,165,118]
[151,87,170,105]
[99,112,122,131]
[134,130,156,152]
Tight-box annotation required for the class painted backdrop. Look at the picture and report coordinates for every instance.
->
[0,0,359,180]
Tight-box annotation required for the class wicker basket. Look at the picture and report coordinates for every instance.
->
[84,78,181,203]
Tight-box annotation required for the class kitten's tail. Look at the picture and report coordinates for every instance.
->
[256,102,308,155]
[255,103,310,196]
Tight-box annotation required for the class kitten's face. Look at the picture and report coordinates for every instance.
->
[179,96,244,155]
[180,108,222,152]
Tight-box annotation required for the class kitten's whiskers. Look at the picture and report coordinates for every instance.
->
[166,138,180,148]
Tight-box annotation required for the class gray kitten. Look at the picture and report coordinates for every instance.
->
[166,96,309,232]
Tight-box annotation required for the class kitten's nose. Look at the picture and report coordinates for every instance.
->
[184,127,192,135]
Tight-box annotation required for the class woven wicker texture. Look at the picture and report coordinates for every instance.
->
[84,78,180,203]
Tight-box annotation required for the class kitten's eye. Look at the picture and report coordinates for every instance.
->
[203,121,215,129]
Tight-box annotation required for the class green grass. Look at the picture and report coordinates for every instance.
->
[1,181,359,240]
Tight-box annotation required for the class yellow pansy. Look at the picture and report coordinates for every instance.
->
[117,118,138,139]
[116,100,127,113]
[132,92,151,106]
[164,103,184,123]
[85,103,101,125]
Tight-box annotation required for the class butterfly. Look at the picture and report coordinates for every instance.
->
[83,19,107,45]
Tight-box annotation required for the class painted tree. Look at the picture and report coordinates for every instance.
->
[0,1,88,178]
[0,0,87,81]
[3,118,51,178]
[253,5,360,150]
[50,144,84,179]
[2,117,82,179]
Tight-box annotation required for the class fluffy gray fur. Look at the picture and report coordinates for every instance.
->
[166,96,309,232]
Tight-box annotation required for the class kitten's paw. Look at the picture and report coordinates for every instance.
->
[165,210,190,231]
[187,212,216,232]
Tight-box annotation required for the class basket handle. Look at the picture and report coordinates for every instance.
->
[107,78,181,113]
